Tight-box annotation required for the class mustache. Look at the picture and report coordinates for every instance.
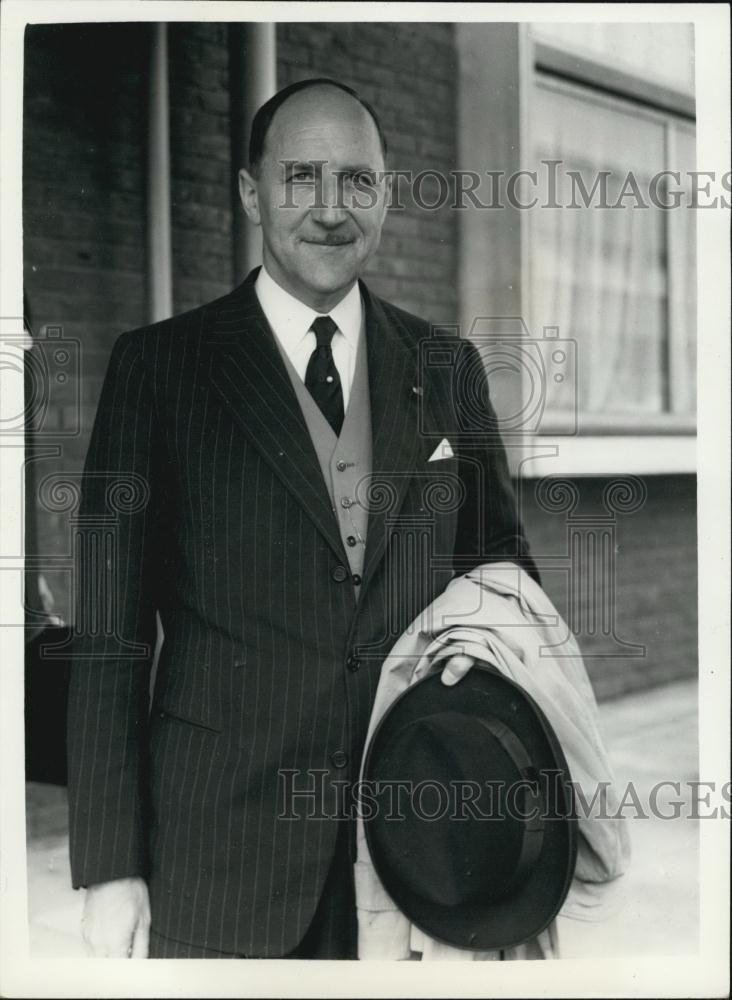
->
[302,234,355,246]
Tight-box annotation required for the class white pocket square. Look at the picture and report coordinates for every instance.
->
[428,438,455,461]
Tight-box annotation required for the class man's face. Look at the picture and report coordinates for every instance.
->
[239,86,391,312]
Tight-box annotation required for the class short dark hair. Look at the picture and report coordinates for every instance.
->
[248,78,388,173]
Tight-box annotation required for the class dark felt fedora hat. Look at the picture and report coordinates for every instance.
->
[361,667,577,951]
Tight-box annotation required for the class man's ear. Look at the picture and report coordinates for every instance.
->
[238,168,261,226]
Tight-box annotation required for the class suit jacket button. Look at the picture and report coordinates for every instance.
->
[346,654,360,672]
[332,565,348,582]
[331,750,348,769]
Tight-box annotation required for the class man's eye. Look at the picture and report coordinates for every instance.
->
[351,171,377,187]
[289,171,315,182]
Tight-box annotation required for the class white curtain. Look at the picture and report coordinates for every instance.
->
[530,81,696,421]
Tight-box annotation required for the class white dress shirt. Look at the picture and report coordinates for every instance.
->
[255,265,363,410]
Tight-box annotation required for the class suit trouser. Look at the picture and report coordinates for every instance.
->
[148,820,358,959]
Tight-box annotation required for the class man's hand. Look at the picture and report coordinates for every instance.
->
[81,876,151,958]
[440,653,475,686]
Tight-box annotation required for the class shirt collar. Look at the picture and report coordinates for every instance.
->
[255,265,362,354]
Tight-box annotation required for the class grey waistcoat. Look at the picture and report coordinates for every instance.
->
[272,323,372,596]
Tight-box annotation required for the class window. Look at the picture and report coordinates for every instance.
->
[527,25,696,435]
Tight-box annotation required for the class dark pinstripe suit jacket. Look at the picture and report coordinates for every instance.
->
[67,268,537,957]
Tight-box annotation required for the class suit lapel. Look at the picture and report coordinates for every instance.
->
[360,288,433,594]
[204,273,347,565]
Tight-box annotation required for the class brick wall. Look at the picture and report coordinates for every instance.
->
[168,23,234,313]
[519,474,698,700]
[23,23,149,612]
[277,22,459,323]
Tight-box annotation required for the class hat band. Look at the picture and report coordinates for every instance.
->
[475,716,546,897]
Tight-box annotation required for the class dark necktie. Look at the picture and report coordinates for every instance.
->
[305,315,344,437]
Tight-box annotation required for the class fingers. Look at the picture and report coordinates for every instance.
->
[82,924,134,958]
[440,653,474,686]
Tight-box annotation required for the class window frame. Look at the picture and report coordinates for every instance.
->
[533,39,695,120]
[525,38,698,447]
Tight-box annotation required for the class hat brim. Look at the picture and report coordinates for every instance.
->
[362,667,578,952]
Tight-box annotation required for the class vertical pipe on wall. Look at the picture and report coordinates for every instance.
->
[147,22,173,323]
[229,22,277,282]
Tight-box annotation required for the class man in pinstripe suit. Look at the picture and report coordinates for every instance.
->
[68,79,537,960]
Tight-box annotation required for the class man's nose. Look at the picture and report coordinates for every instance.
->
[310,174,349,227]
